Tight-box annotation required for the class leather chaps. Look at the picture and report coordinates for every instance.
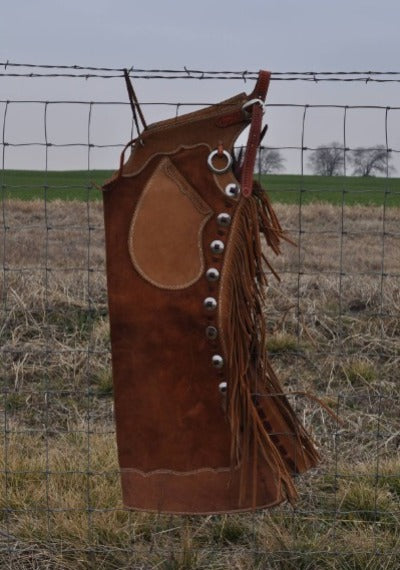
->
[102,70,320,514]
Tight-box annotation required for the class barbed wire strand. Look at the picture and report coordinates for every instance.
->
[2,62,400,81]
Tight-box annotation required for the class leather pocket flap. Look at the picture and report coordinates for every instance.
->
[129,157,212,289]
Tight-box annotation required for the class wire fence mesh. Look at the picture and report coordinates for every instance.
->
[0,64,399,569]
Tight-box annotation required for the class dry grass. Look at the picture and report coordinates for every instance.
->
[0,199,399,568]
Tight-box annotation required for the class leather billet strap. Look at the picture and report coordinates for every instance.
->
[103,70,149,185]
[124,69,148,135]
[250,69,271,102]
[240,70,271,197]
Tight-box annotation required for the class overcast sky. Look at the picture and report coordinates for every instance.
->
[1,0,399,173]
[2,0,399,72]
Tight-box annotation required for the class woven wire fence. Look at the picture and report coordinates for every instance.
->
[0,64,399,569]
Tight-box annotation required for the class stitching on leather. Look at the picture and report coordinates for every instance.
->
[122,143,210,178]
[128,157,212,290]
[122,115,247,180]
[145,93,247,133]
[117,496,284,516]
[165,162,211,215]
[120,462,240,476]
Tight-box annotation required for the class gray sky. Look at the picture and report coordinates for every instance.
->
[1,0,400,173]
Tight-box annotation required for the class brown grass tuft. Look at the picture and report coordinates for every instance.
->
[0,199,399,568]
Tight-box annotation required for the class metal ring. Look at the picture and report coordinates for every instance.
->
[207,149,233,174]
[242,98,264,111]
[242,98,264,118]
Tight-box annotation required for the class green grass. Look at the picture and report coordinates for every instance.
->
[1,170,400,205]
[261,174,400,206]
[0,169,112,200]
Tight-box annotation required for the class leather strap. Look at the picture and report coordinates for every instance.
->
[241,102,264,197]
[124,69,147,135]
[240,70,271,198]
[249,69,271,101]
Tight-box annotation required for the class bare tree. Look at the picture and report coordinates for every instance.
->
[258,148,285,174]
[308,143,344,176]
[349,145,394,176]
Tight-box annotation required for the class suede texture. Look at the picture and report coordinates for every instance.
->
[104,145,243,474]
[102,80,319,513]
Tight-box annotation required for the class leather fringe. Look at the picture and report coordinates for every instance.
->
[225,182,320,507]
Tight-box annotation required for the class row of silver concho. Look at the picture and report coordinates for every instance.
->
[203,161,241,397]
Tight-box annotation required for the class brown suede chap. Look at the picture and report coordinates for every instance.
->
[102,71,319,514]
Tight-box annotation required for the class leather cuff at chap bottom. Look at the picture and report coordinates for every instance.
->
[102,70,320,514]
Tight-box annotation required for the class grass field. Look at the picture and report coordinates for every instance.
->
[261,173,400,207]
[1,170,400,206]
[0,199,399,568]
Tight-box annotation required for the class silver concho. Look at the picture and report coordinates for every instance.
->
[205,268,220,282]
[212,354,224,368]
[224,183,240,198]
[210,240,224,254]
[203,297,217,311]
[218,381,227,393]
[217,213,231,227]
[205,325,218,340]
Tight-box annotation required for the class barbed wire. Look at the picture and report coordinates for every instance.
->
[2,61,400,81]
[1,100,400,110]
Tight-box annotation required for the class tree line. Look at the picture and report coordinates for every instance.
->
[258,144,395,176]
